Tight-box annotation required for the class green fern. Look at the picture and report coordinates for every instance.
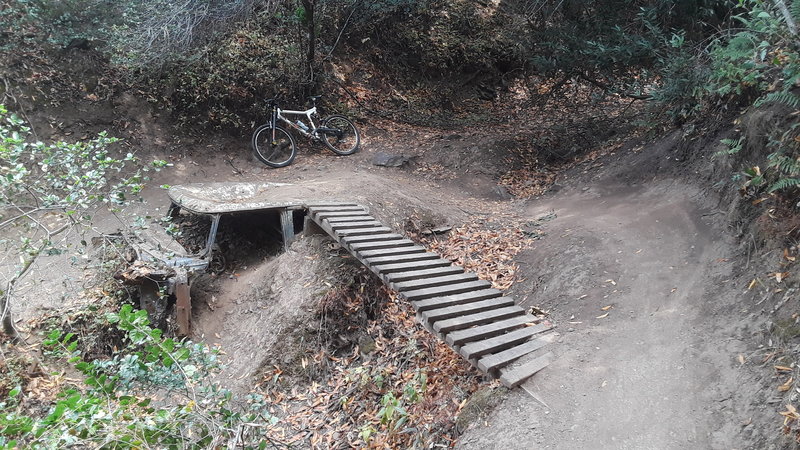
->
[767,153,800,193]
[754,91,800,109]
[716,136,745,157]
[768,177,800,192]
[769,154,800,174]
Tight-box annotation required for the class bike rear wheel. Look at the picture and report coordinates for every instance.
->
[252,125,297,168]
[321,115,360,155]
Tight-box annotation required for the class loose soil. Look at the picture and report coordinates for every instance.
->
[7,92,792,448]
[459,166,761,448]
[161,126,781,448]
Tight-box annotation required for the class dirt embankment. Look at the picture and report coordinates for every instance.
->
[6,42,799,447]
[150,106,798,449]
[458,117,800,449]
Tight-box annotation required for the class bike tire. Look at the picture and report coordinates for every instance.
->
[321,115,360,155]
[252,124,297,168]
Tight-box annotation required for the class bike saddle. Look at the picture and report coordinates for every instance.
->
[309,95,322,102]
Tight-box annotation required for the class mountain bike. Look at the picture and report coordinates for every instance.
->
[251,95,360,168]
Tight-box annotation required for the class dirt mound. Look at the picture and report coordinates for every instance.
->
[191,235,351,390]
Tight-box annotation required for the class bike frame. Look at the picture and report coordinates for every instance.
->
[265,99,341,143]
[275,106,319,138]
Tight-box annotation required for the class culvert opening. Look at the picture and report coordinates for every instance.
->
[173,208,305,272]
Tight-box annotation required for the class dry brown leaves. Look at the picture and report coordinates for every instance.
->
[0,341,70,418]
[499,169,557,198]
[413,162,457,181]
[255,287,481,448]
[418,220,534,291]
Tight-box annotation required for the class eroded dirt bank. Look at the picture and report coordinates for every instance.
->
[459,169,765,448]
[7,108,785,447]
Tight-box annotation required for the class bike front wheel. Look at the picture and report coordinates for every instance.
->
[321,115,360,155]
[252,125,297,168]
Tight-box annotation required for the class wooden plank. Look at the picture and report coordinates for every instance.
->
[335,226,393,236]
[401,280,492,302]
[433,306,526,334]
[279,208,295,251]
[384,266,463,283]
[366,252,440,265]
[477,337,550,373]
[412,289,502,312]
[445,316,533,347]
[175,282,191,336]
[421,297,516,323]
[304,202,359,207]
[329,220,383,229]
[315,211,370,219]
[359,246,428,258]
[304,201,559,383]
[324,216,375,223]
[460,324,551,360]
[499,352,554,388]
[341,233,404,244]
[348,239,416,252]
[308,205,367,213]
[372,259,452,274]
[392,273,478,292]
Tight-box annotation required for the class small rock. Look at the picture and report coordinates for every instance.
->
[64,38,91,51]
[373,152,410,167]
[358,335,377,355]
[568,327,575,332]
[421,226,452,235]
[492,185,513,200]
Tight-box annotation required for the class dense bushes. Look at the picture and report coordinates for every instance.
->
[329,0,528,77]
[523,0,732,96]
[4,0,797,165]
[163,18,305,129]
[701,1,800,202]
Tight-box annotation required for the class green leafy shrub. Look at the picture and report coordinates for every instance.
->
[0,303,279,448]
[0,105,147,339]
[702,1,800,200]
[153,14,305,130]
[526,1,730,97]
[325,0,525,79]
[0,0,120,49]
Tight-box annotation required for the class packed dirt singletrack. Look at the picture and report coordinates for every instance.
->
[458,173,756,448]
[9,110,776,449]
[166,125,768,449]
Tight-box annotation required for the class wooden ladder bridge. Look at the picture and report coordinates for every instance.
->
[305,203,554,388]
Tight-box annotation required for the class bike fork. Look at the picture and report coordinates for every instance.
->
[271,109,277,141]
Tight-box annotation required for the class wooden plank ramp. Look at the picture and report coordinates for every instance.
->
[305,203,555,388]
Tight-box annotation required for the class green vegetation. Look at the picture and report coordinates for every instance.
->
[702,1,800,201]
[3,0,800,447]
[0,105,146,340]
[0,303,281,448]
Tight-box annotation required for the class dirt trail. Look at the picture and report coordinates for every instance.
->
[459,179,752,449]
[7,111,769,447]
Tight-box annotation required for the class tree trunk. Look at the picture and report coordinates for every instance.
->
[0,238,55,343]
[300,0,317,90]
[1,293,19,342]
